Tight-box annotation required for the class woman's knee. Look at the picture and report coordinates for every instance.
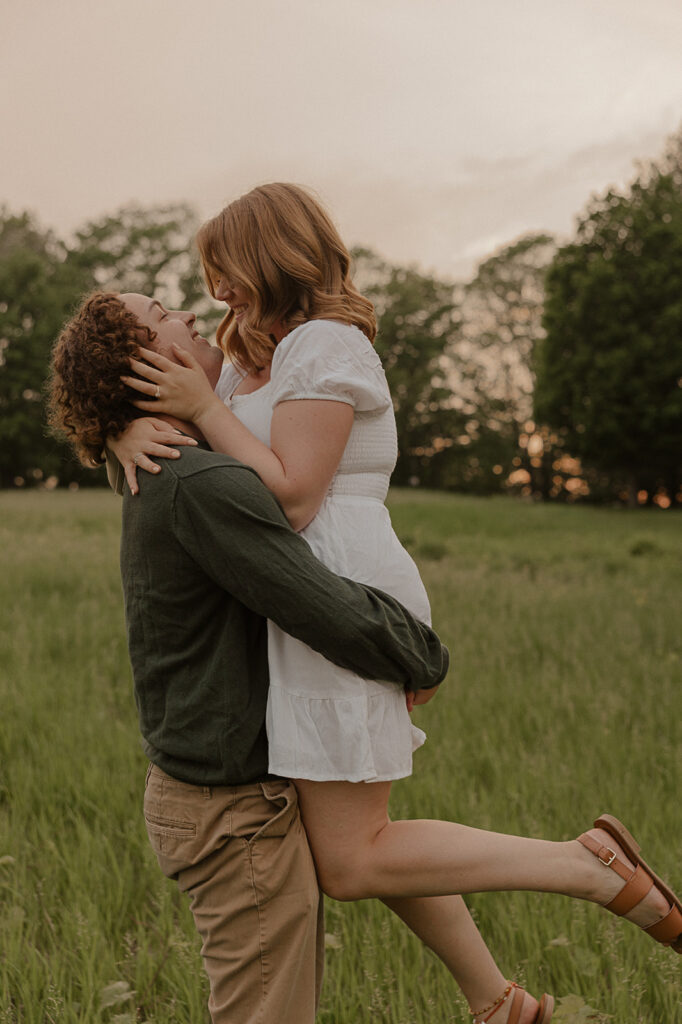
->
[316,856,368,902]
[293,779,392,901]
[311,831,390,901]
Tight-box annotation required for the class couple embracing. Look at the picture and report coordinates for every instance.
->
[49,183,682,1024]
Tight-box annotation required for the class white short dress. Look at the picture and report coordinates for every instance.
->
[215,319,432,782]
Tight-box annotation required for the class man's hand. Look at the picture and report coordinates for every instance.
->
[405,685,439,713]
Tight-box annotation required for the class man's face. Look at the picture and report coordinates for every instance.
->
[121,293,224,389]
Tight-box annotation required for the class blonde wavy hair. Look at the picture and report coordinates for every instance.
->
[196,183,377,374]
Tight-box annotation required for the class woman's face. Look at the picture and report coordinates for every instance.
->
[210,270,288,346]
[212,275,287,344]
[212,275,251,324]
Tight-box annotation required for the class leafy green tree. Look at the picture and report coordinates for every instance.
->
[354,242,559,496]
[67,203,223,338]
[0,210,92,488]
[536,130,682,506]
[462,233,558,497]
[0,203,227,488]
[353,249,464,486]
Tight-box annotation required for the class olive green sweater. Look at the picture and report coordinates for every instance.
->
[120,446,448,785]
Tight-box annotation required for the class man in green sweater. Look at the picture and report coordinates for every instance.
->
[48,291,448,1024]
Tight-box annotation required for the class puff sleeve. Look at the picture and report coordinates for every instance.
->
[270,321,392,414]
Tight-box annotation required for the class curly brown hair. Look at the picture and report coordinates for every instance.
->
[47,292,156,467]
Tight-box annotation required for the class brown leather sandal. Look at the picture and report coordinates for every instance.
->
[578,813,682,953]
[473,982,554,1023]
[505,988,554,1024]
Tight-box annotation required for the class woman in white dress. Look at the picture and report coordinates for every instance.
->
[111,184,681,1024]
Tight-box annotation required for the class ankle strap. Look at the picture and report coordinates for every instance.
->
[577,831,656,916]
[577,832,632,881]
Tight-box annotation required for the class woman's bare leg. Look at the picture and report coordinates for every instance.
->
[294,779,669,927]
[295,779,553,1020]
[295,779,670,1020]
[382,894,516,1017]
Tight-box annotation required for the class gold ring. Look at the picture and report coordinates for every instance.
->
[154,385,161,399]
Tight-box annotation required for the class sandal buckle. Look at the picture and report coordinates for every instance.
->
[598,846,617,867]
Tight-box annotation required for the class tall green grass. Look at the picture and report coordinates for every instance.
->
[1,490,680,1022]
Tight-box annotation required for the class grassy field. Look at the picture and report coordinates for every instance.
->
[0,489,680,1023]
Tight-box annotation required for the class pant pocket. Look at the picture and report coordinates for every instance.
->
[143,769,200,866]
[246,784,316,904]
[248,783,299,844]
[226,782,298,844]
[144,810,197,840]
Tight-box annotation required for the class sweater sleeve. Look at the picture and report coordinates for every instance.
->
[172,463,448,690]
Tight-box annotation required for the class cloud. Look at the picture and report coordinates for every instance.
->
[2,0,680,282]
[323,120,682,279]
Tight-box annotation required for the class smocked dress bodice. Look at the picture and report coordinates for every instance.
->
[217,320,399,502]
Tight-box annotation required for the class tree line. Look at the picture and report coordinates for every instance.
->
[1,130,680,505]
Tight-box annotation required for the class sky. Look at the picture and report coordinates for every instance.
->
[2,0,682,280]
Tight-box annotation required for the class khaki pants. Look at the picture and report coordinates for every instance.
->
[144,764,324,1023]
